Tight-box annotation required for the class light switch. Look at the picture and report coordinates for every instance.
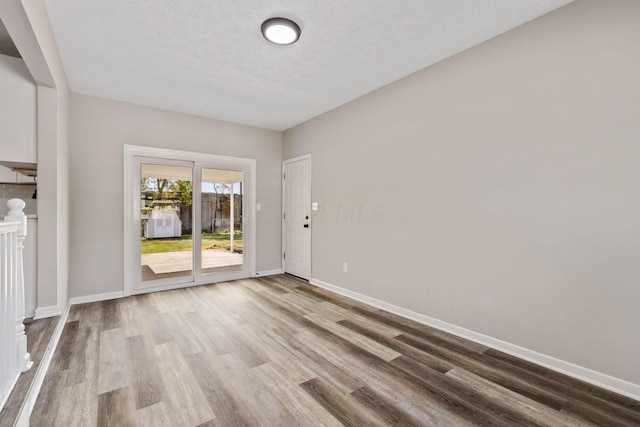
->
[312,202,318,211]
[256,203,262,211]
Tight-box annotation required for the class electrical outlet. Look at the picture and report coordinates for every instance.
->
[343,262,348,272]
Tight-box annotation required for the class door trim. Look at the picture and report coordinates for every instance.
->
[124,145,256,296]
[282,154,312,278]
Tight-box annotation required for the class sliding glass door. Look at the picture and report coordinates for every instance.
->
[124,146,255,295]
[137,158,194,288]
[199,167,244,275]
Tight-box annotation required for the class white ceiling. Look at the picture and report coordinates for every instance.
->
[43,0,572,131]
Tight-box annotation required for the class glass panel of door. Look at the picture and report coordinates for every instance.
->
[140,162,194,283]
[200,167,244,274]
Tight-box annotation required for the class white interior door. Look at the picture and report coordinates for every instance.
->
[283,155,311,279]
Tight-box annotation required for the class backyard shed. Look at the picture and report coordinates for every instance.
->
[144,206,182,238]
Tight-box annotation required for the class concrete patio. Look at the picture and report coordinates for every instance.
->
[141,249,242,279]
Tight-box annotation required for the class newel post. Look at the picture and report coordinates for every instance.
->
[5,199,32,372]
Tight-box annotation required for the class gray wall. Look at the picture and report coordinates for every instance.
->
[69,93,283,298]
[284,0,640,385]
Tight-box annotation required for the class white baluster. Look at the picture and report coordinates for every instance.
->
[5,199,32,372]
[0,216,18,410]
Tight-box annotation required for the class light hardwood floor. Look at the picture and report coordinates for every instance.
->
[31,275,640,426]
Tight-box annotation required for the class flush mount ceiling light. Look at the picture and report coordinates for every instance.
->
[261,17,301,45]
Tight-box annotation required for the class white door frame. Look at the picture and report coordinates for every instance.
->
[124,144,256,296]
[282,154,312,279]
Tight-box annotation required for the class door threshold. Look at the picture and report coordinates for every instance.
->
[284,273,309,283]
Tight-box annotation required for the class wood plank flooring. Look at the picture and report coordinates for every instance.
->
[31,275,640,426]
[0,316,58,427]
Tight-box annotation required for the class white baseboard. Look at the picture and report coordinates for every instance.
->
[69,291,124,305]
[309,277,640,402]
[33,305,62,320]
[16,301,71,426]
[255,269,283,277]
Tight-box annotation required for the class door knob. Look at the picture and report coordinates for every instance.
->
[303,224,309,228]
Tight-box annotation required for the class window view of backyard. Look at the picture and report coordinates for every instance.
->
[140,164,244,281]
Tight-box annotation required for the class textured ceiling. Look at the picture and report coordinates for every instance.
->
[43,0,572,131]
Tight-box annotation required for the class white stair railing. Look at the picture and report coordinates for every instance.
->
[0,199,32,413]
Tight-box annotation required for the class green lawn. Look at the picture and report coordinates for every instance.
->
[141,231,243,254]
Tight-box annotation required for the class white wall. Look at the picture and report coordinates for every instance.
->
[0,54,37,162]
[56,85,69,311]
[68,94,283,298]
[0,0,71,318]
[284,0,640,386]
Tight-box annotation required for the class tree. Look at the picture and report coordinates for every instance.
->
[211,183,230,232]
[155,178,170,200]
[141,178,152,192]
[141,177,172,200]
[174,180,192,206]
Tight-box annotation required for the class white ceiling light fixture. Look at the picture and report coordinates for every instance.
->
[44,0,574,130]
[261,17,301,45]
